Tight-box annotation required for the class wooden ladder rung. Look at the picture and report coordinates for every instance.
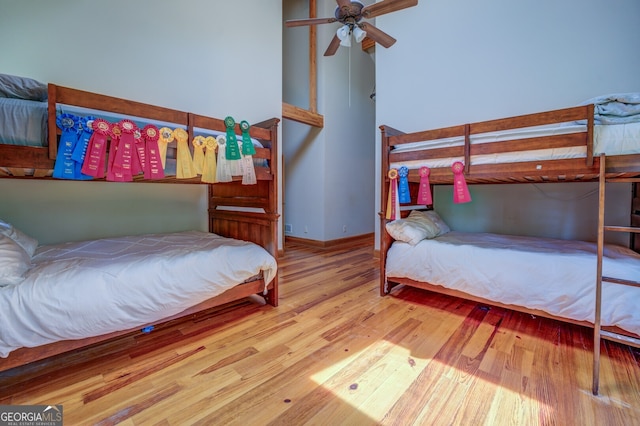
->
[602,276,640,288]
[603,225,640,233]
[600,330,640,348]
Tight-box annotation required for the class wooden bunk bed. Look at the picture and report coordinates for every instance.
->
[379,102,640,341]
[0,82,280,372]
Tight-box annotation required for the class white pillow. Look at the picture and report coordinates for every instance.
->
[423,210,451,236]
[0,218,38,257]
[0,235,31,287]
[385,210,452,245]
[385,210,440,245]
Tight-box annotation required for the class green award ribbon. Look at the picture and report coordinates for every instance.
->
[240,120,256,156]
[224,116,241,160]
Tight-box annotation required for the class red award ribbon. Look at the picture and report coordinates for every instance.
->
[386,169,400,220]
[417,166,432,205]
[132,129,145,176]
[452,161,472,203]
[143,125,164,180]
[107,124,125,181]
[111,119,136,182]
[81,118,111,178]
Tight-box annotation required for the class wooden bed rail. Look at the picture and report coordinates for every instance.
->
[379,104,640,185]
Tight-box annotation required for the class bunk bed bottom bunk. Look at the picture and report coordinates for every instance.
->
[382,229,640,338]
[0,230,278,372]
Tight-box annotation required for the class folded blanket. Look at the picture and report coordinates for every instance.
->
[580,92,640,124]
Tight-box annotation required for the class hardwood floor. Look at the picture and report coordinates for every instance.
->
[1,239,639,425]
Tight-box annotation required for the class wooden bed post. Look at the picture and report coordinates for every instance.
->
[47,84,58,160]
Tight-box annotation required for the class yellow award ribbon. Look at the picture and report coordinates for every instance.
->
[192,135,206,175]
[201,136,218,183]
[173,128,197,179]
[158,127,174,169]
[386,168,400,220]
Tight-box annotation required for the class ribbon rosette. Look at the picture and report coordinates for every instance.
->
[174,128,197,179]
[216,135,233,182]
[386,168,401,220]
[143,124,164,180]
[107,124,125,181]
[240,120,257,185]
[53,113,81,180]
[157,127,174,169]
[201,136,218,183]
[224,116,243,176]
[70,115,96,180]
[452,161,472,203]
[192,136,206,175]
[417,166,432,205]
[132,129,145,176]
[81,118,111,178]
[111,119,138,182]
[398,166,411,203]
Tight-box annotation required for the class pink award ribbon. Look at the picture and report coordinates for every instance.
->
[81,118,111,178]
[452,161,472,203]
[386,168,400,220]
[143,124,164,180]
[201,136,218,183]
[417,166,432,205]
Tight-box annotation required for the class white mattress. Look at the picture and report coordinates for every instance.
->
[386,231,640,335]
[0,231,277,358]
[390,122,640,170]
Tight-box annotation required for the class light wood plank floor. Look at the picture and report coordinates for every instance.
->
[1,239,639,425]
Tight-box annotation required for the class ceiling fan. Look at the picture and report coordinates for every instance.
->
[286,0,419,57]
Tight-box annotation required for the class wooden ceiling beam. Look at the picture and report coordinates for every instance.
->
[282,0,324,128]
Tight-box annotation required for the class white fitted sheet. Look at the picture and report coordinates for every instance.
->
[0,231,277,358]
[386,231,640,335]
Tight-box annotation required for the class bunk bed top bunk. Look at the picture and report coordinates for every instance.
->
[381,102,640,186]
[0,75,281,372]
[379,96,640,340]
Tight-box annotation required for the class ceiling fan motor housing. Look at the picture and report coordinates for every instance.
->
[334,1,365,25]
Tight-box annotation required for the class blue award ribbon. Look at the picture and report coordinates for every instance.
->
[71,115,96,180]
[53,113,81,180]
[224,116,241,160]
[240,120,256,156]
[398,166,411,203]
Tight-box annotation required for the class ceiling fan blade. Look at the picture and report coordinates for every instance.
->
[362,0,418,19]
[286,17,337,27]
[324,35,342,56]
[358,22,396,48]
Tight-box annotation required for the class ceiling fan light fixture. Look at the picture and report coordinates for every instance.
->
[353,25,367,43]
[336,24,352,47]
